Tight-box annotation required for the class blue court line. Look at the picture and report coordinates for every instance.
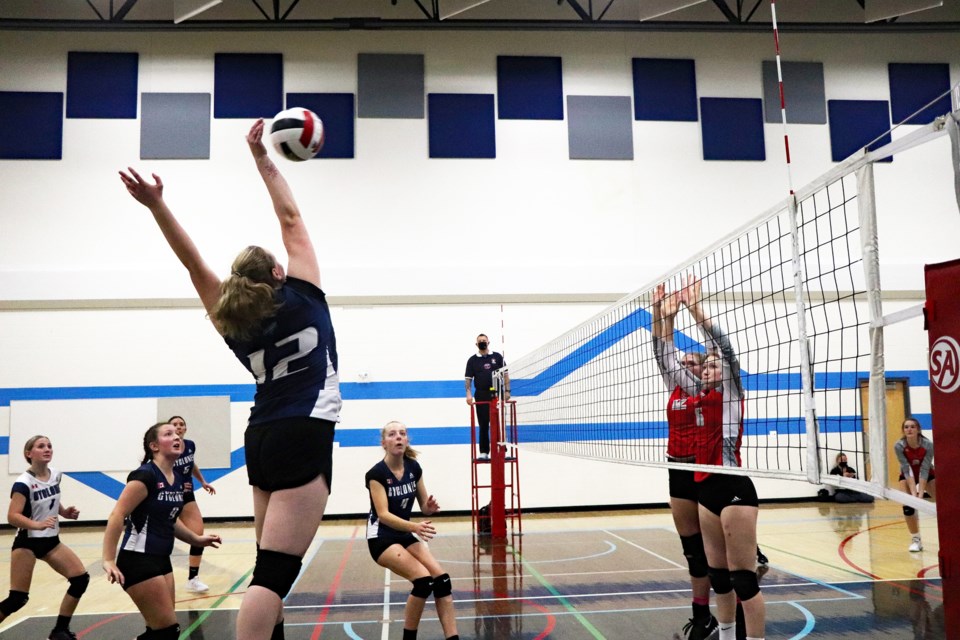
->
[436,540,617,565]
[786,602,816,640]
[285,539,324,603]
[343,622,364,640]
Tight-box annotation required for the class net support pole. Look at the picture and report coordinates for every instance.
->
[788,194,820,483]
[856,162,888,489]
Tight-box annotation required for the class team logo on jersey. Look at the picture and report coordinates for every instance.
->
[157,482,165,489]
[409,473,414,479]
[386,478,393,485]
[672,398,688,410]
[930,335,960,393]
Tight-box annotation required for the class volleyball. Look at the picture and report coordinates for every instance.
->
[269,107,325,161]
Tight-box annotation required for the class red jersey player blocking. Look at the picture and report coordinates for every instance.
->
[659,276,765,640]
[895,417,936,551]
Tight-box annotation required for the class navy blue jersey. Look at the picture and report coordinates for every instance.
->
[226,277,341,425]
[10,468,63,539]
[120,462,184,556]
[173,439,197,490]
[365,458,422,541]
[465,352,506,401]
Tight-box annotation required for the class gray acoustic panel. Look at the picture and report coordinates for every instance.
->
[762,61,826,125]
[140,92,211,159]
[358,53,425,119]
[567,95,634,160]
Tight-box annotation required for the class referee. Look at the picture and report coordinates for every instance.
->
[464,333,509,460]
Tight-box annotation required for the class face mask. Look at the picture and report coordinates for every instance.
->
[477,341,488,350]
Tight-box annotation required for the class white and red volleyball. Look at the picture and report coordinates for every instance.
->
[269,107,325,161]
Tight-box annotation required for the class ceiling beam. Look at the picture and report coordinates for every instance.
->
[113,0,139,21]
[711,0,740,22]
[564,0,593,21]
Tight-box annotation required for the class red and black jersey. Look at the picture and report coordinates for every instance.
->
[692,387,743,483]
[894,435,935,482]
[666,386,698,458]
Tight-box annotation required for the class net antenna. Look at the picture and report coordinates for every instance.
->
[507,87,960,516]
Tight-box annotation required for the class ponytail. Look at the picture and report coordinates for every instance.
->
[211,246,282,341]
[141,422,169,464]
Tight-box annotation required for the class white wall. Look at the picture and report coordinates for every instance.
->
[1,27,957,521]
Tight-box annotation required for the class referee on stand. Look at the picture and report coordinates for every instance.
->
[464,333,509,461]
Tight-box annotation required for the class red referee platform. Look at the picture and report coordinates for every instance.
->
[470,398,523,540]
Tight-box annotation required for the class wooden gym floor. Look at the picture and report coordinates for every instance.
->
[0,500,943,639]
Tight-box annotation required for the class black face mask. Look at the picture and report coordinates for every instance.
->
[477,341,488,350]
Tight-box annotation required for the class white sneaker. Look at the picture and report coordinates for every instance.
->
[185,576,210,593]
[909,536,922,552]
[477,453,490,461]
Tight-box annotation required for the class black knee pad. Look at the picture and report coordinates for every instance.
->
[411,576,433,599]
[189,545,205,557]
[271,620,285,640]
[250,549,302,599]
[67,572,90,599]
[707,567,732,595]
[903,505,916,517]
[680,534,709,579]
[432,573,452,599]
[0,590,28,616]
[730,569,761,602]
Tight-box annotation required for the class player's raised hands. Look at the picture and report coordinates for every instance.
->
[119,168,164,209]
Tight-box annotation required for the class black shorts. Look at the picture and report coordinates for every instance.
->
[697,473,759,517]
[116,550,173,590]
[245,417,335,492]
[368,534,419,562]
[668,465,698,502]
[12,532,61,559]
[183,485,196,505]
[899,468,936,483]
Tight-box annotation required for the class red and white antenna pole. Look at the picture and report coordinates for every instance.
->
[771,0,795,195]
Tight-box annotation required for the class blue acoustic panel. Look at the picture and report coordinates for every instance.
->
[632,58,697,122]
[828,100,892,163]
[762,61,826,124]
[214,53,283,118]
[66,51,138,119]
[497,56,564,120]
[358,54,424,119]
[0,92,63,159]
[700,98,765,161]
[428,94,496,159]
[141,93,211,160]
[889,63,952,125]
[567,95,633,160]
[286,93,355,159]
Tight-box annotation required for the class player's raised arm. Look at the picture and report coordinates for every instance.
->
[246,118,320,289]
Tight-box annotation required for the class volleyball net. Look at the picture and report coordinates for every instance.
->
[504,97,960,513]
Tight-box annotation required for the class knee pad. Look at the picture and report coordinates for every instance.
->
[411,576,433,599]
[730,569,761,602]
[707,567,732,595]
[680,534,709,579]
[189,545,205,557]
[432,573,452,599]
[903,505,916,517]
[250,549,303,599]
[0,590,29,616]
[67,572,90,599]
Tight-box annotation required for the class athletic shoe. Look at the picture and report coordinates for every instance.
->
[756,563,770,581]
[909,536,923,552]
[674,615,719,640]
[477,453,490,461]
[756,546,769,566]
[48,630,78,640]
[185,576,210,593]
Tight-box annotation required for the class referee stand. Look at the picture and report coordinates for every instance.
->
[470,396,523,540]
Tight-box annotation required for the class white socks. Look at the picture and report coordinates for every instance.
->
[718,621,736,640]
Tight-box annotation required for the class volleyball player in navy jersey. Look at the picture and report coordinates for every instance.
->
[652,285,717,640]
[895,417,936,551]
[169,415,216,593]
[366,421,459,640]
[2,436,88,640]
[120,117,341,640]
[102,423,221,640]
[661,276,765,640]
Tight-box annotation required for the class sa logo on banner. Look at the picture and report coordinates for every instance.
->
[930,335,960,393]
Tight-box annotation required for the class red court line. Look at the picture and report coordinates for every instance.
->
[310,526,359,640]
[524,599,557,640]
[838,521,942,601]
[918,564,943,590]
[77,612,131,638]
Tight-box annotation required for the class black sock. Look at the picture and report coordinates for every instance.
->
[402,629,418,640]
[270,620,284,640]
[53,615,71,631]
[445,636,460,640]
[189,566,199,580]
[692,602,711,623]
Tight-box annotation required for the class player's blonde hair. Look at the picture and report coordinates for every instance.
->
[23,435,49,464]
[381,420,419,460]
[211,245,282,341]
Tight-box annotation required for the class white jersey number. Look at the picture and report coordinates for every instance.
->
[247,328,319,384]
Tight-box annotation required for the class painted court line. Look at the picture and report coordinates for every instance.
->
[437,539,617,565]
[603,529,685,568]
[785,602,816,640]
[381,568,391,640]
[180,566,255,638]
[286,539,325,602]
[310,526,359,639]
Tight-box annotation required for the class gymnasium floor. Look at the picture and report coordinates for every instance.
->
[0,500,942,639]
